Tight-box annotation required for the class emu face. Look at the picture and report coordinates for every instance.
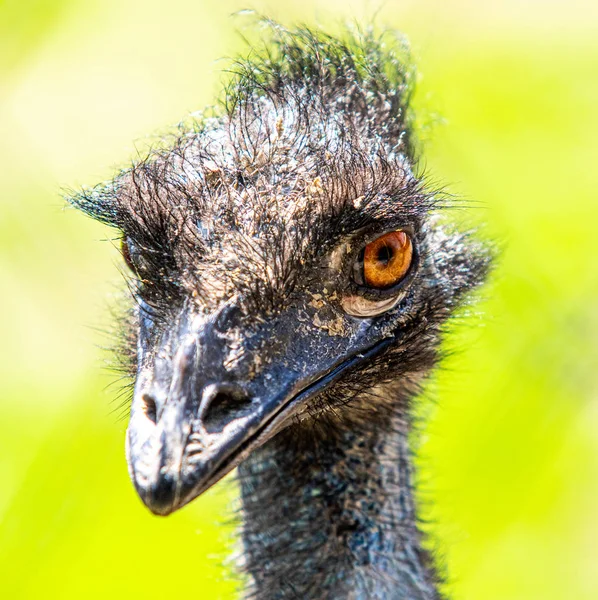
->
[72,28,488,516]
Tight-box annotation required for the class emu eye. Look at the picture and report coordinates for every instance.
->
[121,238,137,274]
[353,231,413,289]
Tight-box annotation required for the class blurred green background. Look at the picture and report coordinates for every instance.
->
[1,0,597,598]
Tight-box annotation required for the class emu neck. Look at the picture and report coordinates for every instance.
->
[237,398,440,600]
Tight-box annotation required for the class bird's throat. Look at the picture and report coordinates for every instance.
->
[237,390,441,600]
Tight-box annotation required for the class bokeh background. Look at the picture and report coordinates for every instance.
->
[1,0,597,598]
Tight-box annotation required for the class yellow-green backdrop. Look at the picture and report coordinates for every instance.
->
[1,1,597,598]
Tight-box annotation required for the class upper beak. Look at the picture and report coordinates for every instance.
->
[126,307,394,516]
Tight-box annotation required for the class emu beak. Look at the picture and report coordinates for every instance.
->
[126,305,394,516]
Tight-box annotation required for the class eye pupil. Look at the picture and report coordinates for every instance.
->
[377,244,393,265]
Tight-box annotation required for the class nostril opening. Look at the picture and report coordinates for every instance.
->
[203,388,253,433]
[141,394,158,424]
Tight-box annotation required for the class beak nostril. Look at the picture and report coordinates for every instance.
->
[202,386,253,433]
[141,393,158,424]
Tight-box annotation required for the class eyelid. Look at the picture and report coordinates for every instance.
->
[341,294,403,318]
[354,223,417,246]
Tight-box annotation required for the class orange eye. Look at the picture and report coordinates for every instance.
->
[121,238,137,274]
[355,231,413,289]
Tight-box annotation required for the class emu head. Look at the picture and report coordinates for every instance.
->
[72,27,489,515]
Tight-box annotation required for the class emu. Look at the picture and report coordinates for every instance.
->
[72,24,489,600]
